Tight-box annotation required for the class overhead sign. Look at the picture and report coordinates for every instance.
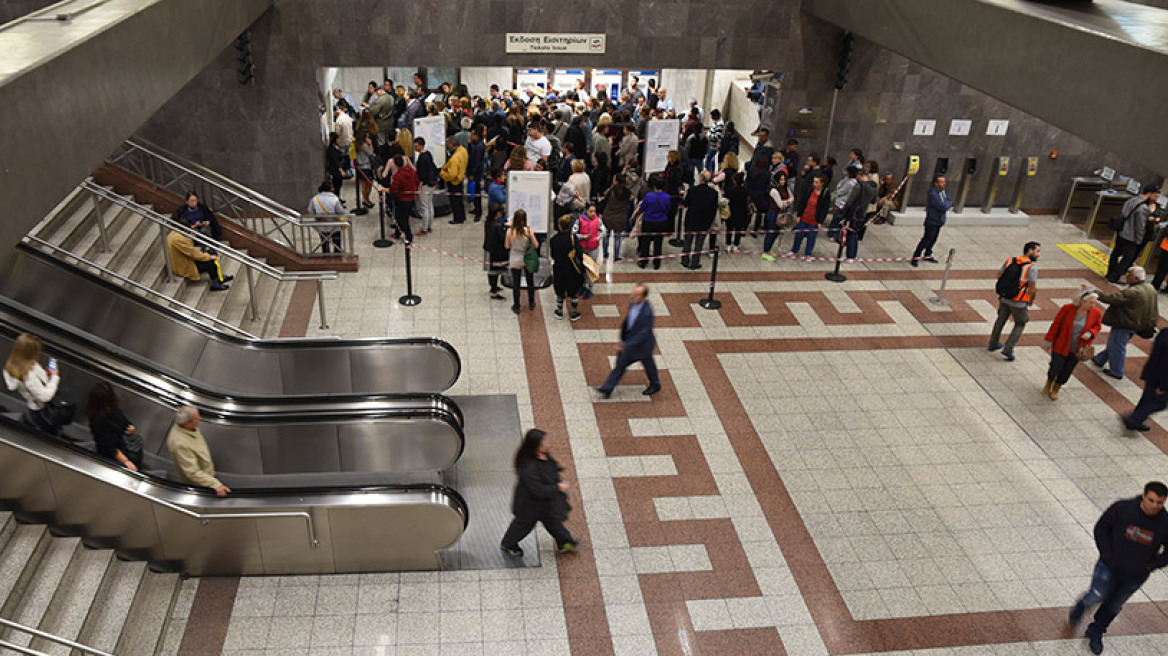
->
[949,119,972,136]
[506,33,606,54]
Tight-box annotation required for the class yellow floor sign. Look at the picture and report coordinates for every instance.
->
[1058,243,1109,277]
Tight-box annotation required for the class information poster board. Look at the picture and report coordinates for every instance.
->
[644,119,679,174]
[507,171,553,234]
[413,115,447,168]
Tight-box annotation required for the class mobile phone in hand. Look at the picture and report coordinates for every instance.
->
[47,358,57,370]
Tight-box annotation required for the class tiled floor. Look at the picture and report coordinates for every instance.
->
[177,205,1168,655]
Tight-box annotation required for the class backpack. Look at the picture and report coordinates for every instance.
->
[995,257,1028,299]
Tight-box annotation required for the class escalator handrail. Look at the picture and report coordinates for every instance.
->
[0,413,470,530]
[13,244,462,387]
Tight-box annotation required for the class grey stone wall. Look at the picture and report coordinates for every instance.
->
[137,0,1161,212]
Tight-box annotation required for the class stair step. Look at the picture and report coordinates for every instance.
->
[28,545,114,654]
[113,569,180,656]
[78,205,136,264]
[0,523,49,613]
[90,208,146,270]
[26,184,88,240]
[0,511,15,551]
[74,559,147,655]
[104,216,158,276]
[1,535,80,647]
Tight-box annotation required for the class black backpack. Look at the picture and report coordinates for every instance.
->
[995,258,1027,299]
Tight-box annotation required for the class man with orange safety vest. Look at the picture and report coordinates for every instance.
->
[989,241,1041,362]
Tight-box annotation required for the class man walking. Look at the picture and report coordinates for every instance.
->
[1069,482,1168,654]
[595,285,661,398]
[989,241,1041,361]
[912,175,952,267]
[1092,266,1159,379]
[1123,328,1168,431]
[414,137,439,235]
[1107,185,1161,284]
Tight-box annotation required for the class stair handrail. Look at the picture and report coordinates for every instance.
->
[0,618,113,656]
[79,180,338,284]
[23,236,259,339]
[113,138,315,225]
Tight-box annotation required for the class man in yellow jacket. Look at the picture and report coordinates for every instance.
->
[166,226,232,291]
[441,135,468,225]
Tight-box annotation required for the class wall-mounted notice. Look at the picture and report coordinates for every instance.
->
[644,119,680,174]
[413,115,447,168]
[949,119,972,136]
[507,171,553,234]
[986,119,1010,136]
[506,33,606,54]
[912,120,936,136]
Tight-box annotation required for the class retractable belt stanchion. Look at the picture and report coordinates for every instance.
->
[698,245,723,310]
[928,248,957,306]
[373,190,392,248]
[398,243,421,306]
[825,225,848,283]
[669,204,685,247]
[352,168,368,216]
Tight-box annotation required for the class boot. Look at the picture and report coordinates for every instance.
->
[1050,383,1062,401]
[1043,378,1053,397]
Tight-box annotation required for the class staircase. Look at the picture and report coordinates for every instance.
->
[24,183,294,338]
[0,510,187,656]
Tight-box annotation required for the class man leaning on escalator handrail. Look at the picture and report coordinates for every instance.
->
[167,405,230,497]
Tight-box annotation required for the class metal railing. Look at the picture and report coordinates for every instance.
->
[0,618,112,656]
[107,138,354,256]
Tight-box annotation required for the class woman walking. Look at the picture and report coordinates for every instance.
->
[500,429,580,557]
[1043,289,1103,400]
[505,209,538,314]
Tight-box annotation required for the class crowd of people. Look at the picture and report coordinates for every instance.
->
[318,72,908,277]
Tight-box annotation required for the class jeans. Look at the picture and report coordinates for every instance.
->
[762,209,780,253]
[417,185,435,232]
[989,302,1029,354]
[913,223,942,260]
[844,228,859,259]
[1075,560,1147,636]
[681,232,708,267]
[703,151,717,173]
[1127,382,1168,426]
[790,222,817,256]
[510,267,535,309]
[598,350,660,393]
[603,232,624,260]
[1093,327,1134,376]
[688,157,704,183]
[393,199,414,243]
[447,181,466,223]
[467,176,482,216]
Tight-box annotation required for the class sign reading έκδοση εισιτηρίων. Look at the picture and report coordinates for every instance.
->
[506,34,606,54]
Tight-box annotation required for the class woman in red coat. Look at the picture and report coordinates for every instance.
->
[1043,289,1103,400]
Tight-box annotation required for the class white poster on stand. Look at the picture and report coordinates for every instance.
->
[507,171,553,234]
[413,115,447,168]
[644,119,679,174]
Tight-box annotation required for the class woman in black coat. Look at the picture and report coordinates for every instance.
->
[500,429,580,557]
[483,203,509,300]
[87,382,142,471]
[549,215,586,321]
[325,131,348,198]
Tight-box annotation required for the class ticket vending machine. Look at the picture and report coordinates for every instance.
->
[983,156,1010,213]
[1010,157,1038,214]
[954,158,978,214]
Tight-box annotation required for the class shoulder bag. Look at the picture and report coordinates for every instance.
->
[524,236,540,273]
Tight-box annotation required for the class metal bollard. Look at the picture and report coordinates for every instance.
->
[698,246,723,310]
[317,278,329,329]
[373,191,392,248]
[399,243,422,306]
[928,248,957,306]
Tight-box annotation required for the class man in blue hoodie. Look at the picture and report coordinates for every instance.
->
[1069,481,1168,654]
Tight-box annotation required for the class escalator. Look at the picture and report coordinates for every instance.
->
[0,245,462,396]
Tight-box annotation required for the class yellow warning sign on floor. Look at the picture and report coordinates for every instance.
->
[1058,243,1109,277]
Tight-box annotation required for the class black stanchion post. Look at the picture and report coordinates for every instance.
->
[398,243,422,306]
[352,170,368,216]
[373,191,392,248]
[825,226,847,283]
[698,246,723,310]
[669,205,685,247]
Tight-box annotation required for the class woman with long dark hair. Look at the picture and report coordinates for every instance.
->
[87,382,142,471]
[500,429,580,557]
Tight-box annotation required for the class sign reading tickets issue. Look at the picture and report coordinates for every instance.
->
[507,33,605,54]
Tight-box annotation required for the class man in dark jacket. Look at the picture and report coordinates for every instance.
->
[595,284,660,398]
[680,172,720,269]
[842,170,878,260]
[1107,185,1161,283]
[466,127,486,220]
[911,175,952,267]
[1092,266,1159,379]
[1124,329,1168,430]
[1069,482,1168,654]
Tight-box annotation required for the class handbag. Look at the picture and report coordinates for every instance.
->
[1136,327,1157,339]
[524,242,540,273]
[628,201,646,239]
[582,254,600,283]
[1075,344,1095,362]
[43,399,76,427]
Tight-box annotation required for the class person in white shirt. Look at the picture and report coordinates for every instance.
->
[333,106,354,150]
[4,333,62,435]
[656,88,675,113]
[574,79,591,102]
[524,122,552,167]
[307,179,347,253]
